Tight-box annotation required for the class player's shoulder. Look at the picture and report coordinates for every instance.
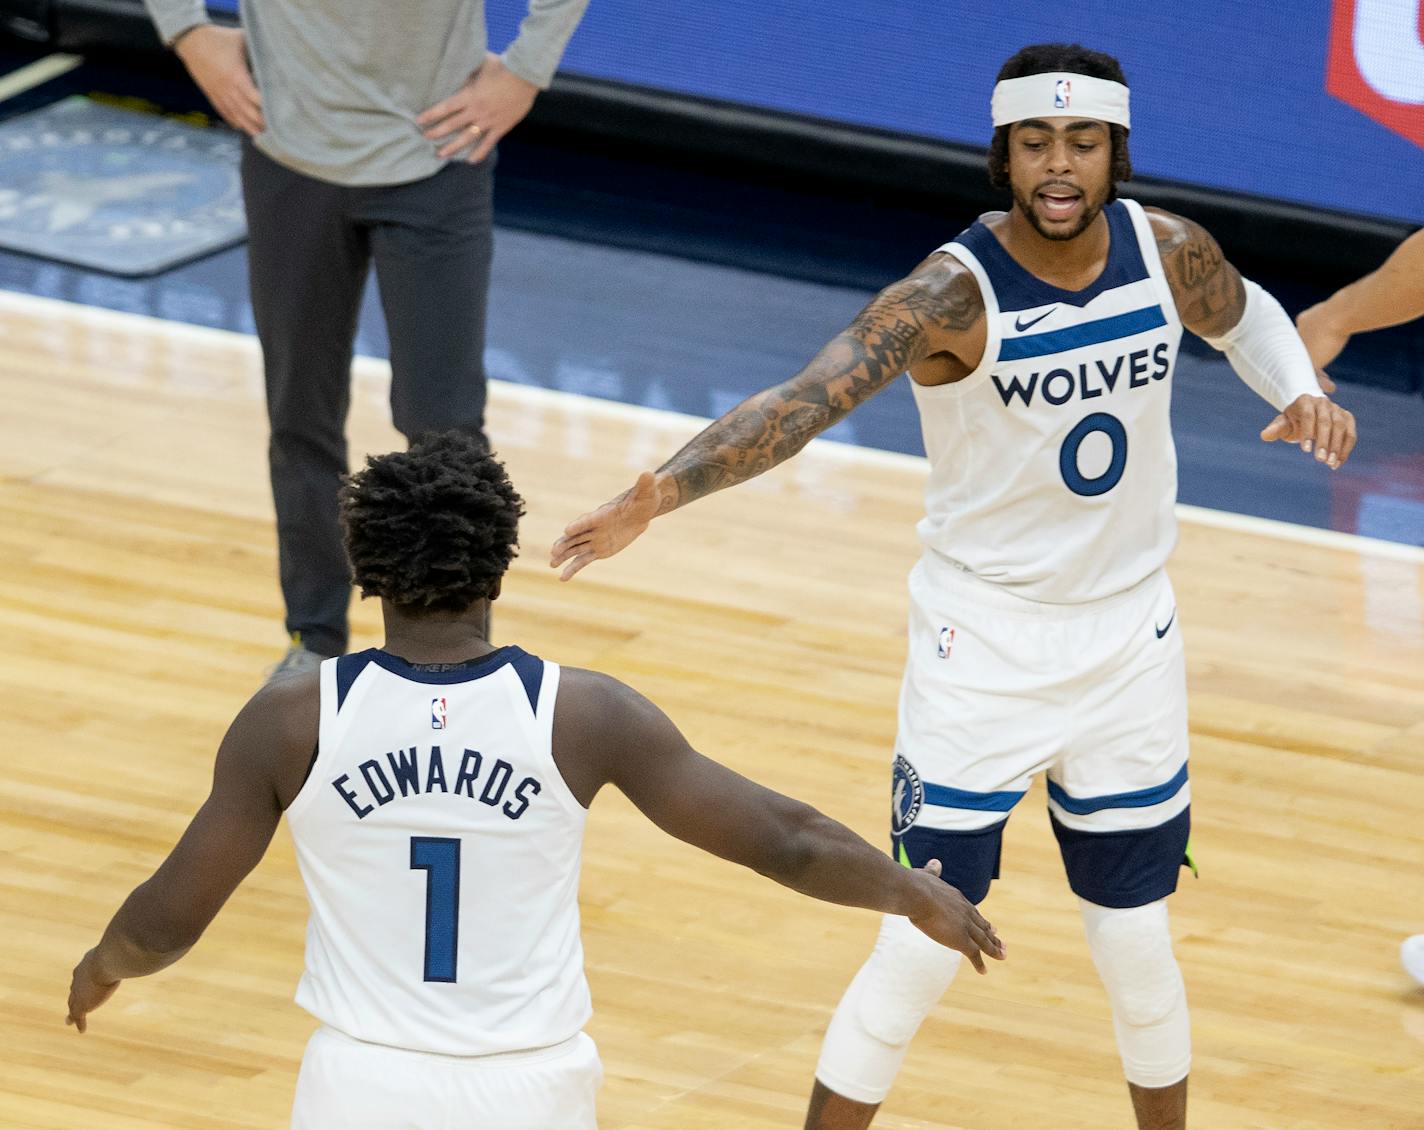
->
[236,669,321,758]
[550,667,664,807]
[879,247,987,334]
[555,666,651,726]
[1141,206,1217,256]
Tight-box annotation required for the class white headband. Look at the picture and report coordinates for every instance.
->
[991,73,1130,129]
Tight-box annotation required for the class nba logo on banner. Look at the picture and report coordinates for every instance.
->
[1054,78,1071,108]
[937,626,956,659]
[431,697,447,730]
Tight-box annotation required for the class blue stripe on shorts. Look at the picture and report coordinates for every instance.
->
[1047,763,1189,816]
[923,782,1027,812]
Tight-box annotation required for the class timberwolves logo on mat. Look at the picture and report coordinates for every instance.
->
[891,754,923,836]
[0,97,245,276]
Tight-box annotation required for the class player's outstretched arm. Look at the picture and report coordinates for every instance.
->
[65,675,318,1033]
[552,669,1005,971]
[549,259,984,580]
[1296,228,1424,372]
[1148,208,1357,470]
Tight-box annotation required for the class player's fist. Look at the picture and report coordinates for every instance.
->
[1295,303,1349,374]
[1259,393,1356,470]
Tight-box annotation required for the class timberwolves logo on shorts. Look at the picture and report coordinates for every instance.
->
[891,754,923,836]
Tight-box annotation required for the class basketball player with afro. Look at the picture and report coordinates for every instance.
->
[66,432,1003,1128]
[551,42,1358,1130]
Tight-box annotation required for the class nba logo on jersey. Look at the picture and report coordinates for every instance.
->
[1055,78,1071,108]
[430,697,447,730]
[937,626,955,659]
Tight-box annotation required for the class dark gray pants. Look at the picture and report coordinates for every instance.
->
[242,141,494,656]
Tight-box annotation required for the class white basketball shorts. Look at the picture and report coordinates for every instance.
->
[291,1026,602,1129]
[890,551,1192,908]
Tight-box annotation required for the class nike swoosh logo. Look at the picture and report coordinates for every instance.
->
[1014,308,1055,332]
[1155,609,1176,639]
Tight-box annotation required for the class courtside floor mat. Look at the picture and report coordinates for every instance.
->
[0,96,243,275]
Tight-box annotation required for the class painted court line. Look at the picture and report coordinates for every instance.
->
[0,54,83,105]
[1,286,1420,565]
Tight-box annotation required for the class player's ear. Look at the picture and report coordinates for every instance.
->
[488,577,503,602]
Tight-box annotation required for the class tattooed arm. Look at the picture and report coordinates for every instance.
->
[1148,208,1356,469]
[1149,209,1247,339]
[549,256,986,579]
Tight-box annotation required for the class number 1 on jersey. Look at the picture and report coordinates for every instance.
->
[410,837,460,982]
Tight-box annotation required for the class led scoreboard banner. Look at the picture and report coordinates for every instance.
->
[204,0,1420,226]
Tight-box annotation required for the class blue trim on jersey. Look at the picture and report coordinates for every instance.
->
[335,652,375,712]
[998,305,1167,361]
[510,650,544,713]
[952,200,1149,312]
[1047,763,1189,816]
[361,645,536,685]
[923,781,1027,812]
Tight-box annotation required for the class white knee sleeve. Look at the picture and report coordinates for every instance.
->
[1080,898,1191,1088]
[814,914,964,1105]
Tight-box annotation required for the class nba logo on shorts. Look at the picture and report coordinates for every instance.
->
[937,626,955,659]
[1054,78,1071,109]
[431,697,447,730]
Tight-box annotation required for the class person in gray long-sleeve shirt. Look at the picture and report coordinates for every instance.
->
[144,0,588,676]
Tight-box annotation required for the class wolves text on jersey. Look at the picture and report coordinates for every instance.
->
[330,745,542,821]
[992,342,1170,409]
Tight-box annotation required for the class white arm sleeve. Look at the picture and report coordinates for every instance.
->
[1199,278,1323,411]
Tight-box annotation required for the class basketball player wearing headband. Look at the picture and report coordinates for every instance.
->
[550,43,1357,1130]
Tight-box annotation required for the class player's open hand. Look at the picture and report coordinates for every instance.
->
[417,54,537,165]
[175,26,264,137]
[906,859,1005,974]
[1259,393,1356,469]
[550,471,668,581]
[65,950,120,1034]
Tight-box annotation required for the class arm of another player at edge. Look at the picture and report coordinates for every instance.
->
[548,258,985,579]
[1296,228,1424,370]
[551,669,1004,969]
[66,675,318,1032]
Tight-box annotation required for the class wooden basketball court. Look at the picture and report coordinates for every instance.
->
[1,291,1421,1128]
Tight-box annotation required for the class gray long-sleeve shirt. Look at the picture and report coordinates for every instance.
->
[145,0,588,185]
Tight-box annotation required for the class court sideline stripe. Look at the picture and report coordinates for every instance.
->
[0,54,84,105]
[1,286,1420,565]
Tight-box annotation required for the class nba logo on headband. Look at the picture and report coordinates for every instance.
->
[991,72,1130,128]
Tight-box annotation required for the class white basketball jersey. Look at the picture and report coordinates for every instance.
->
[913,198,1182,603]
[284,646,591,1057]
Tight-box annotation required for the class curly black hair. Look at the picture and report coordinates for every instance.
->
[987,44,1132,199]
[340,431,525,614]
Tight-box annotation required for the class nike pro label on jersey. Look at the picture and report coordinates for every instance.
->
[331,745,543,822]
